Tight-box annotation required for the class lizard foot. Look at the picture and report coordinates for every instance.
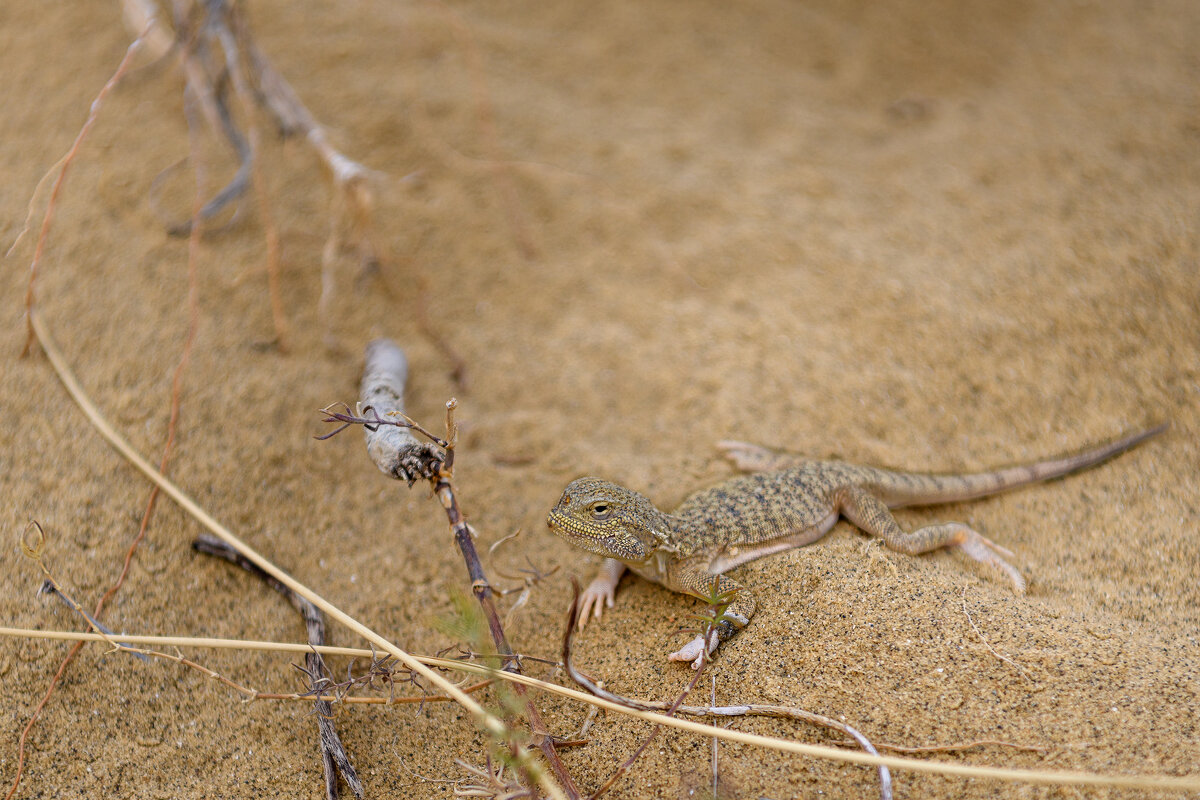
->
[716,440,795,473]
[952,525,1026,594]
[577,577,616,629]
[667,635,718,670]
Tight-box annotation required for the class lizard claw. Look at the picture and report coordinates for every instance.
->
[973,531,1016,560]
[667,635,716,670]
[577,579,616,629]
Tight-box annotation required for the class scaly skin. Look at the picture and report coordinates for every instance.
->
[547,424,1166,668]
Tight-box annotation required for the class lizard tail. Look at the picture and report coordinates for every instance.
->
[880,423,1168,508]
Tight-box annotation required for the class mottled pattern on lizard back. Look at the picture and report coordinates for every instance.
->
[671,462,865,556]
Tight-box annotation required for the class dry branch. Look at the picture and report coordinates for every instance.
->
[194,534,363,799]
[359,339,446,483]
[340,338,582,799]
[119,0,387,348]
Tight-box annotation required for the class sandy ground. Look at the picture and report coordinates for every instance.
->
[2,1,1198,798]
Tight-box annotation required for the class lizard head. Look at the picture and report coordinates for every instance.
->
[547,477,665,562]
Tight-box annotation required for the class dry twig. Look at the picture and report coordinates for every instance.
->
[122,0,388,347]
[193,534,364,799]
[321,337,582,798]
[17,29,148,357]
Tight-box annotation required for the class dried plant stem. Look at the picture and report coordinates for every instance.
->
[1,627,485,708]
[4,649,96,800]
[250,686,491,705]
[845,739,1045,756]
[23,526,147,664]
[356,339,581,799]
[219,10,289,351]
[588,639,711,800]
[26,310,568,800]
[0,627,381,658]
[18,31,148,357]
[120,0,173,61]
[561,584,894,800]
[242,25,381,341]
[171,4,288,348]
[5,627,1200,794]
[710,677,719,800]
[194,534,362,798]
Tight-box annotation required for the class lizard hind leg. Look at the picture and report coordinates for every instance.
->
[840,487,1027,594]
[717,440,802,473]
[666,569,757,669]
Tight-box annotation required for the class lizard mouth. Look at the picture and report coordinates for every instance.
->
[546,509,609,555]
[547,509,648,560]
[545,509,575,537]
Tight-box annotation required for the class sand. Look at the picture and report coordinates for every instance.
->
[2,1,1198,798]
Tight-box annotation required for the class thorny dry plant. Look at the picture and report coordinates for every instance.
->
[7,2,563,791]
[7,1,496,789]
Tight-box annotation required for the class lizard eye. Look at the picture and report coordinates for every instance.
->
[590,502,611,519]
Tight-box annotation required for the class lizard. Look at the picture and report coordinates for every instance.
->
[547,424,1166,668]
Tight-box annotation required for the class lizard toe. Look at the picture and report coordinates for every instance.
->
[577,585,616,629]
[668,634,719,669]
[577,596,596,629]
[667,635,706,666]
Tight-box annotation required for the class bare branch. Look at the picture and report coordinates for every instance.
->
[356,339,446,483]
[194,534,364,799]
[330,338,581,799]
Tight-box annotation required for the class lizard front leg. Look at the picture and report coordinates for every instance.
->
[839,487,1026,593]
[666,565,757,669]
[578,558,627,629]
